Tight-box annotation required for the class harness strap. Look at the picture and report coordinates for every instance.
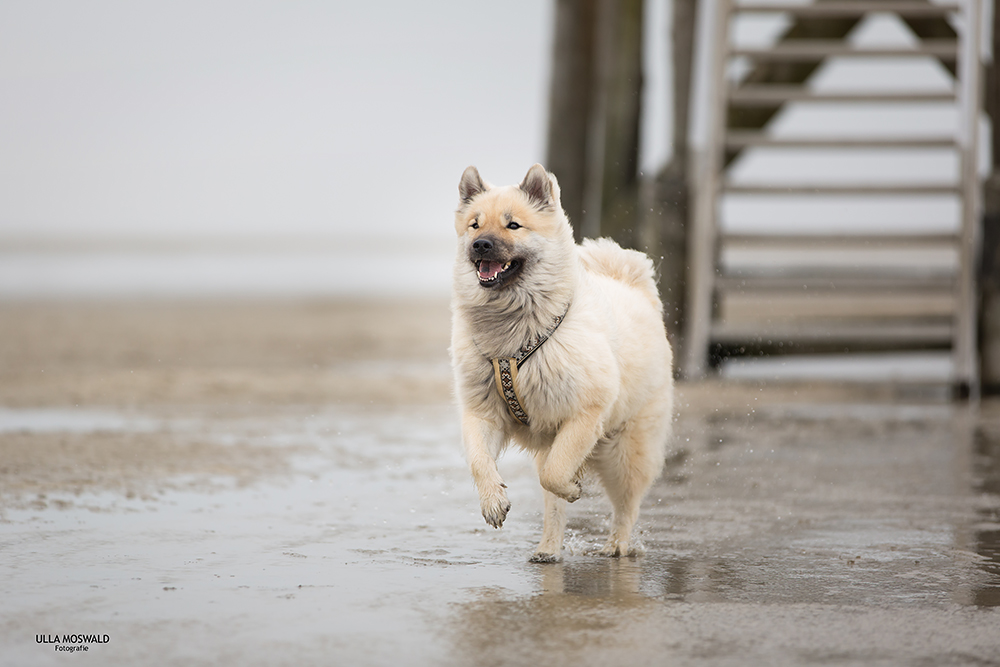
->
[492,357,529,425]
[490,311,566,426]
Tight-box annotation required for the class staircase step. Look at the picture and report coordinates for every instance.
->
[721,183,961,195]
[731,2,962,17]
[716,275,956,291]
[710,321,954,345]
[728,86,956,104]
[721,233,958,247]
[719,291,955,321]
[725,132,957,148]
[729,40,958,60]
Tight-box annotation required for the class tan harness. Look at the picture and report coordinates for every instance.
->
[490,311,566,426]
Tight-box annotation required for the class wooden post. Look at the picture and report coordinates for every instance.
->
[981,0,1000,392]
[954,0,982,394]
[546,0,598,242]
[649,0,698,355]
[683,0,731,378]
[544,0,643,246]
[592,0,644,247]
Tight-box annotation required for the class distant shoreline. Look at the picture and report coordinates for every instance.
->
[0,233,451,255]
[0,240,454,299]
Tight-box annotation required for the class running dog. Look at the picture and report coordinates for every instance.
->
[450,164,673,561]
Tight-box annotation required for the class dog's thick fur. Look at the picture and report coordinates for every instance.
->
[450,164,673,561]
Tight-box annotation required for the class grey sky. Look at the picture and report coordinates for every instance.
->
[0,1,554,244]
[2,1,964,250]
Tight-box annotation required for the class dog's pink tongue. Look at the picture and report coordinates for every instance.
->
[478,261,502,281]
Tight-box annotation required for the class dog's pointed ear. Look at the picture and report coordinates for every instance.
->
[459,166,486,206]
[519,164,555,210]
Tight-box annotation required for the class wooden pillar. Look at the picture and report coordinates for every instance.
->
[544,0,643,246]
[981,0,1000,391]
[651,0,698,354]
[586,0,645,247]
[546,0,598,242]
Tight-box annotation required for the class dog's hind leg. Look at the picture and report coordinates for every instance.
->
[530,489,567,562]
[530,452,568,562]
[592,407,669,557]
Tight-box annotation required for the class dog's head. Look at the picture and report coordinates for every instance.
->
[453,164,573,295]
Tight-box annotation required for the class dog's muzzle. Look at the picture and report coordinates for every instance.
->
[469,236,522,288]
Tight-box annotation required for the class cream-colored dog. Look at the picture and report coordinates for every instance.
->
[450,164,673,561]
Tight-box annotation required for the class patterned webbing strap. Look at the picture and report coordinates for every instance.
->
[491,311,566,426]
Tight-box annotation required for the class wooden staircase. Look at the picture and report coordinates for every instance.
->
[682,0,983,390]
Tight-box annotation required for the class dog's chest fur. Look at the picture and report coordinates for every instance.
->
[455,313,578,433]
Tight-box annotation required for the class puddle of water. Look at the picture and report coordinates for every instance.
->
[972,425,1000,606]
[0,407,162,434]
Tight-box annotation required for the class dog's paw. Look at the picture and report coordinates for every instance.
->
[555,478,582,503]
[539,465,584,503]
[529,551,561,564]
[539,476,582,503]
[598,537,642,558]
[598,541,628,558]
[480,487,511,529]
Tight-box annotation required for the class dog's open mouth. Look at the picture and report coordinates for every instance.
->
[476,259,522,288]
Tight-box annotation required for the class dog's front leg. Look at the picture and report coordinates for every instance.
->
[462,413,510,528]
[538,407,603,503]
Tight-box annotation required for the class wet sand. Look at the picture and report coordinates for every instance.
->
[1,300,999,666]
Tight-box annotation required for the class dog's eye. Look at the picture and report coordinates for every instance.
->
[507,222,521,230]
[470,222,479,229]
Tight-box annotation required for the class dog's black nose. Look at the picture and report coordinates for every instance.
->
[472,238,493,255]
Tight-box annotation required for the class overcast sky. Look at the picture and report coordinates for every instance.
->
[2,1,964,251]
[0,2,558,244]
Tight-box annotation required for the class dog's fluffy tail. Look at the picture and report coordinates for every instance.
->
[579,237,662,313]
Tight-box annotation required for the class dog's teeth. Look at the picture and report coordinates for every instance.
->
[503,262,511,270]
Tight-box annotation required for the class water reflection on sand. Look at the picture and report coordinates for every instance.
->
[2,396,1000,665]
